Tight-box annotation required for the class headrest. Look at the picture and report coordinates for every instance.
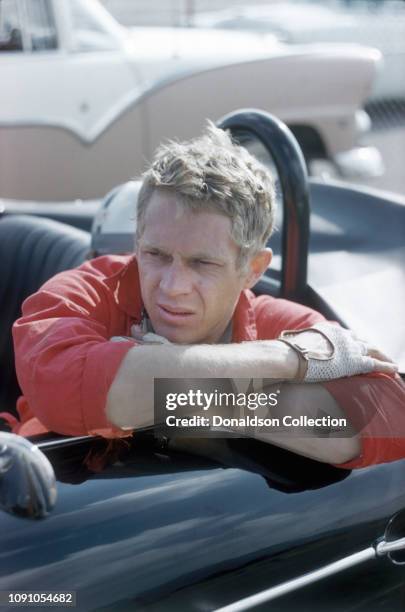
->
[91,181,141,256]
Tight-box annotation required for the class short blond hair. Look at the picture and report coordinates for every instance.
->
[136,122,276,269]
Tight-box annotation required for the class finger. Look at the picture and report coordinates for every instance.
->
[356,338,395,363]
[143,332,171,344]
[371,358,398,374]
[131,324,146,341]
[367,347,396,363]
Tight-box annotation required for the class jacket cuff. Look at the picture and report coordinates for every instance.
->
[81,340,136,438]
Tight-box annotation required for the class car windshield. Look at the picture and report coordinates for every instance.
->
[69,0,123,52]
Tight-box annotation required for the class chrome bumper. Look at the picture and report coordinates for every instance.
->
[334,145,385,179]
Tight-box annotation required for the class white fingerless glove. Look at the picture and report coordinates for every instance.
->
[278,321,374,383]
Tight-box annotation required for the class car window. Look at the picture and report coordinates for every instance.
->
[0,0,23,52]
[22,0,58,52]
[69,0,120,52]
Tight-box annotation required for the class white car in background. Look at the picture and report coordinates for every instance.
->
[0,0,382,201]
[195,1,405,102]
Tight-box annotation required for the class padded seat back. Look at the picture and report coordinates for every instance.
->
[0,215,91,416]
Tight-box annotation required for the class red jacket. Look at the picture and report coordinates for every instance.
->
[6,254,405,470]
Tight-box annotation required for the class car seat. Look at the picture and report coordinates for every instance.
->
[0,215,90,421]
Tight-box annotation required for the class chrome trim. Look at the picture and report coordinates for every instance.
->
[0,86,144,144]
[214,547,376,612]
[376,537,405,556]
[334,146,385,179]
[36,435,94,450]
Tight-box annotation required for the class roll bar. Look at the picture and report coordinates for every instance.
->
[217,109,310,301]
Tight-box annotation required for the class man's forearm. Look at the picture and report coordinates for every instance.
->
[168,383,361,466]
[106,340,299,429]
[249,383,361,465]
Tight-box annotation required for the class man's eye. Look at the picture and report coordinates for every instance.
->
[194,259,213,266]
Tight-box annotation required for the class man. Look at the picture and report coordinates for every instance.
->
[10,124,405,469]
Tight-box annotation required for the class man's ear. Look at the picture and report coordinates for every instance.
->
[244,248,273,289]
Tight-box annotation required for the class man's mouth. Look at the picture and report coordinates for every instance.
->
[157,304,195,320]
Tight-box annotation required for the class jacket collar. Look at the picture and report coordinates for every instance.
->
[231,289,258,342]
[104,255,144,324]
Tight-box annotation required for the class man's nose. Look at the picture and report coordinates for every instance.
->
[159,261,193,296]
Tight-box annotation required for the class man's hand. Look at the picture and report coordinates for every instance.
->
[110,325,171,345]
[130,325,172,345]
[278,322,398,382]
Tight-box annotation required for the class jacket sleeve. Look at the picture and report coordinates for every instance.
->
[325,373,405,469]
[13,261,137,437]
[254,294,405,469]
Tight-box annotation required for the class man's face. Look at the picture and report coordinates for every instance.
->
[136,190,267,344]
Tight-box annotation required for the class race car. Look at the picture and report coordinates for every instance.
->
[0,109,404,612]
